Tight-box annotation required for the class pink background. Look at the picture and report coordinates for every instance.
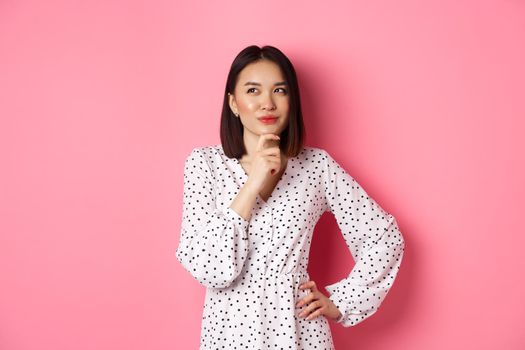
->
[1,0,524,349]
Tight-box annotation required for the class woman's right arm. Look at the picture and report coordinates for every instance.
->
[175,147,254,289]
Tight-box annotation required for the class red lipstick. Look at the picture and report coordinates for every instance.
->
[258,115,278,124]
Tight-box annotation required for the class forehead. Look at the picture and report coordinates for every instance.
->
[237,60,285,84]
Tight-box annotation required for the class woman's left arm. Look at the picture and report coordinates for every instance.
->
[321,149,405,327]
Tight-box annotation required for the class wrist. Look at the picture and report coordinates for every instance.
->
[335,311,343,322]
[243,178,260,196]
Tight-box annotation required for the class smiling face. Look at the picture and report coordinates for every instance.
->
[228,59,290,140]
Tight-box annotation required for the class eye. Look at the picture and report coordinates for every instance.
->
[275,87,287,94]
[247,88,257,93]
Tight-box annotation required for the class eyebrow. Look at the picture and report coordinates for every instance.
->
[243,81,288,86]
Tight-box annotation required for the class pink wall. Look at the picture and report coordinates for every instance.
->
[1,0,524,349]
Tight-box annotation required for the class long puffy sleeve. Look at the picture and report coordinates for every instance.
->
[321,149,405,327]
[175,147,250,289]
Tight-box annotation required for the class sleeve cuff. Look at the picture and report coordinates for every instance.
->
[224,206,250,231]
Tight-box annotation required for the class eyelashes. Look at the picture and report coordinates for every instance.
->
[247,87,287,94]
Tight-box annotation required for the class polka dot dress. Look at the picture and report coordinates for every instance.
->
[175,144,405,349]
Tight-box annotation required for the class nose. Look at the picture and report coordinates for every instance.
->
[260,92,276,111]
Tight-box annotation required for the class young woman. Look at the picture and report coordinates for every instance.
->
[176,45,405,349]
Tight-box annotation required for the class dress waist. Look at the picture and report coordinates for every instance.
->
[244,270,310,281]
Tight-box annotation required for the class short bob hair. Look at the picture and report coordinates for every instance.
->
[220,45,305,159]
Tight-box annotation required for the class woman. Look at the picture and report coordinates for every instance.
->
[175,45,405,349]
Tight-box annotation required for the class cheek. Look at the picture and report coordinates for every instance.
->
[278,100,290,111]
[236,99,257,111]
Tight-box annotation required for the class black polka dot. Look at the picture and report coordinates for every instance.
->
[175,144,405,349]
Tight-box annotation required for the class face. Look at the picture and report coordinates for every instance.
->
[228,59,290,139]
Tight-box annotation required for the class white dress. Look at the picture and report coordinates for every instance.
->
[175,144,405,349]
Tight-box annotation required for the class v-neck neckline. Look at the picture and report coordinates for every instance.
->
[220,145,295,207]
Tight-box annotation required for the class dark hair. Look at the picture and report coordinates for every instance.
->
[220,45,305,159]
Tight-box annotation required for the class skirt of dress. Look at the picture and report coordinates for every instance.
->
[199,271,336,350]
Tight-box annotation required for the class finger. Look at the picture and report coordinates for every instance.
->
[258,146,281,157]
[263,155,281,163]
[267,163,281,175]
[298,299,320,317]
[258,154,280,171]
[258,149,281,175]
[298,300,322,318]
[295,290,317,308]
[305,306,326,321]
[266,161,279,175]
[299,280,319,293]
[256,134,281,152]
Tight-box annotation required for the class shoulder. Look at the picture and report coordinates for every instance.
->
[183,144,223,173]
[185,144,221,161]
[299,145,330,162]
[305,146,350,175]
[306,146,341,164]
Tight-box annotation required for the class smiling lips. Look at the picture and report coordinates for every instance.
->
[258,115,278,124]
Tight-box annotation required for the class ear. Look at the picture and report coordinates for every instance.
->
[228,93,238,116]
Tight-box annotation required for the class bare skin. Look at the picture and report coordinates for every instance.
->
[297,281,342,322]
[227,59,342,322]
